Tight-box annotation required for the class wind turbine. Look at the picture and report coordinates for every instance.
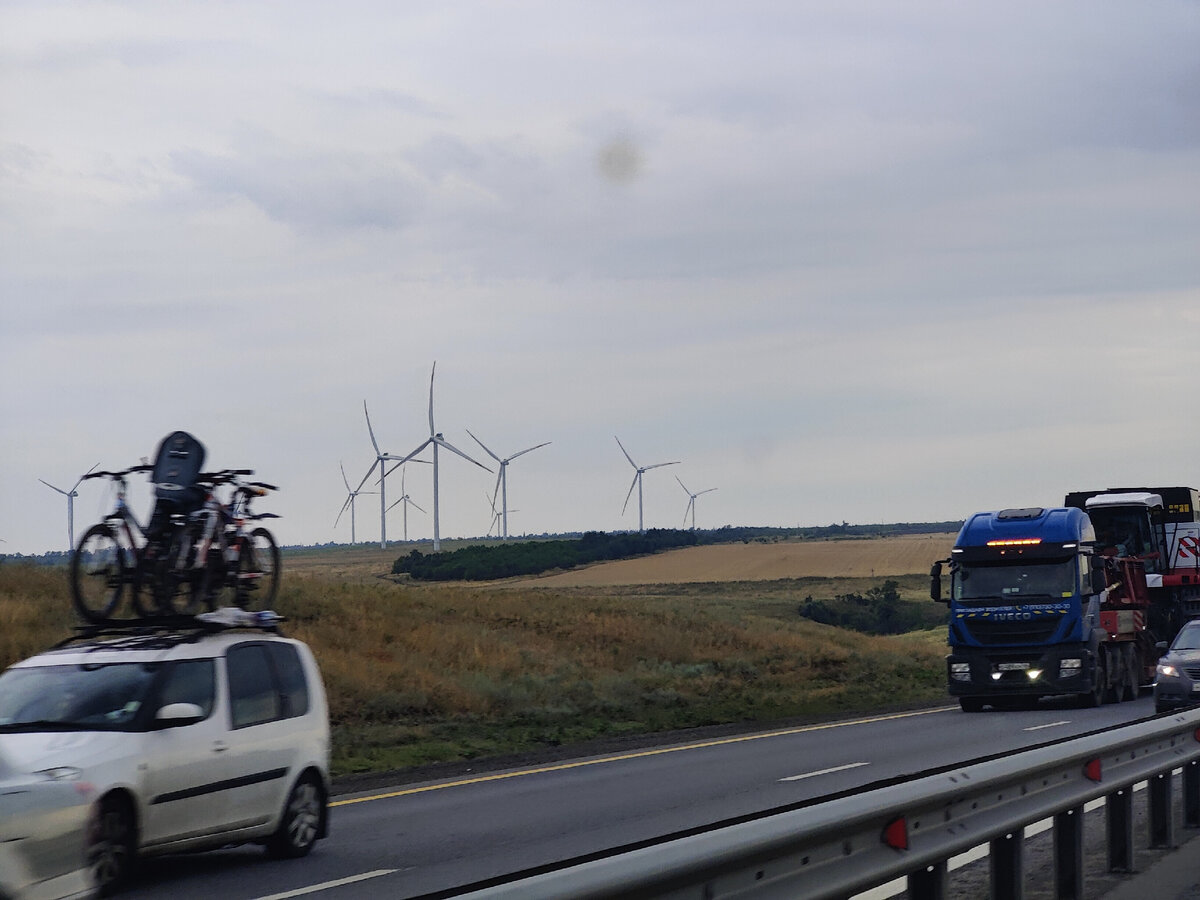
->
[39,463,98,550]
[388,362,492,552]
[360,402,413,549]
[385,467,426,542]
[335,461,377,544]
[615,436,679,534]
[484,490,519,538]
[676,475,717,531]
[467,430,550,540]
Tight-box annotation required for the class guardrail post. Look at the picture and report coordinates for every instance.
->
[1185,760,1200,829]
[1149,771,1174,849]
[1107,787,1134,872]
[990,829,1024,900]
[908,860,948,900]
[1054,806,1084,899]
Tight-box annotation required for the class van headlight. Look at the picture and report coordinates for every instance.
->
[1157,663,1179,679]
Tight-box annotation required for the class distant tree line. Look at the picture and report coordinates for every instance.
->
[797,580,946,635]
[393,529,701,581]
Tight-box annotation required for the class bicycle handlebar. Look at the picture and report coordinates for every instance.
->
[83,464,153,480]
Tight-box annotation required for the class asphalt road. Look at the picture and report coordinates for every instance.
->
[122,696,1160,899]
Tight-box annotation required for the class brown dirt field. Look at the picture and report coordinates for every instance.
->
[519,533,958,586]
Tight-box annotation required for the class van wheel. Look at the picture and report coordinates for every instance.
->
[91,794,136,895]
[267,775,324,859]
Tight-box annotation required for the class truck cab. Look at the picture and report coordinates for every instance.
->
[932,506,1131,711]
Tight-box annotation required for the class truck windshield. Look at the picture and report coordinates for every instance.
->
[954,558,1076,603]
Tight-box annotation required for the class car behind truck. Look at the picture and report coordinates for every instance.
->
[931,487,1200,711]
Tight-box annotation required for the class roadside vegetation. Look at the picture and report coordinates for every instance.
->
[0,561,948,778]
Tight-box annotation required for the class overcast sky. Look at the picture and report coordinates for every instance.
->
[3,1,1198,556]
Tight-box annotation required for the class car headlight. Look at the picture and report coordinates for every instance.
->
[1157,663,1179,679]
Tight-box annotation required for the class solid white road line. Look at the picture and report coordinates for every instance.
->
[252,869,399,900]
[779,761,870,782]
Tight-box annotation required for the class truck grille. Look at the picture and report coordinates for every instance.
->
[963,617,1063,645]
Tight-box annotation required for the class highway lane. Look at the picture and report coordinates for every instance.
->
[122,696,1159,899]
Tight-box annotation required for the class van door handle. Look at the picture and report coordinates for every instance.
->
[212,741,229,753]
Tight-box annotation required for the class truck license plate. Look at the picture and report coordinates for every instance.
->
[998,662,1031,671]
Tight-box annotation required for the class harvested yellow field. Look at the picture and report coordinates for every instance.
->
[522,533,958,586]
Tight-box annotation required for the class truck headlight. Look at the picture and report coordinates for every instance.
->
[950,662,970,682]
[1059,658,1083,678]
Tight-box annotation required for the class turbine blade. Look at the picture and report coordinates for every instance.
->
[644,460,681,471]
[407,498,427,515]
[435,437,493,472]
[386,498,404,513]
[699,487,718,496]
[364,401,382,455]
[509,441,550,461]
[491,473,502,510]
[39,479,68,495]
[614,435,637,468]
[675,474,690,495]
[622,473,638,515]
[354,461,378,493]
[335,495,353,527]
[340,461,352,492]
[466,429,502,463]
[73,463,100,492]
[683,498,693,526]
[428,361,436,435]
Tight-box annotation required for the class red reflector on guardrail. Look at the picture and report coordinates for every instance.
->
[882,816,908,850]
[1195,729,1200,744]
[1085,759,1102,782]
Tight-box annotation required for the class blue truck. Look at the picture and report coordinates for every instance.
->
[931,489,1200,712]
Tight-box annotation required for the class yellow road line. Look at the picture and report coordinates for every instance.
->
[331,706,954,807]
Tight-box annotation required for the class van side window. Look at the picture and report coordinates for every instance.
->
[159,659,216,719]
[265,643,309,718]
[227,644,282,728]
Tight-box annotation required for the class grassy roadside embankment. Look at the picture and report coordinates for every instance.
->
[0,559,949,778]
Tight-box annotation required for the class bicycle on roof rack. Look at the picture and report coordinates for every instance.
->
[69,467,281,623]
[177,469,281,614]
[69,464,190,622]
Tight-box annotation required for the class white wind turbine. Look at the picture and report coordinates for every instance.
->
[40,463,98,551]
[467,430,550,540]
[676,475,717,531]
[335,461,377,545]
[484,490,520,538]
[615,436,679,534]
[388,363,492,552]
[385,467,426,542]
[361,402,412,549]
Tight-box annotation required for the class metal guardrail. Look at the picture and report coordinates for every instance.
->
[455,709,1200,900]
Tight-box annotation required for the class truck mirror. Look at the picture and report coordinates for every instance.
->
[930,561,944,603]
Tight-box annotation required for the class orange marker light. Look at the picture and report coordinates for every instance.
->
[986,538,1043,547]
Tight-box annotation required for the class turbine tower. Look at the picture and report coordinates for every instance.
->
[39,463,98,550]
[335,461,377,544]
[467,430,550,540]
[388,362,492,552]
[676,475,717,531]
[615,436,679,534]
[361,402,412,549]
[385,467,426,542]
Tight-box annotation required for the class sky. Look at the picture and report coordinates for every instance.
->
[2,1,1199,556]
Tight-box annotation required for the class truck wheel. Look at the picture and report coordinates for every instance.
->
[959,697,985,713]
[1081,654,1107,708]
[1121,645,1139,702]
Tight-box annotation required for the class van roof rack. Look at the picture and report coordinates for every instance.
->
[56,609,286,651]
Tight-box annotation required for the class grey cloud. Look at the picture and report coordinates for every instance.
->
[171,148,423,232]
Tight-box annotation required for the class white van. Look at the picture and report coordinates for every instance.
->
[0,622,330,895]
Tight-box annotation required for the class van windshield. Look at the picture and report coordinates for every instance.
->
[0,663,161,732]
[954,558,1076,603]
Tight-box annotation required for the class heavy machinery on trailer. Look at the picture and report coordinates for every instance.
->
[931,487,1200,711]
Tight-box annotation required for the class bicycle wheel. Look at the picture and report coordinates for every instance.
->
[239,527,280,609]
[70,525,126,623]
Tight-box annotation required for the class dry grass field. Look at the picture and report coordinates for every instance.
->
[520,533,957,586]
